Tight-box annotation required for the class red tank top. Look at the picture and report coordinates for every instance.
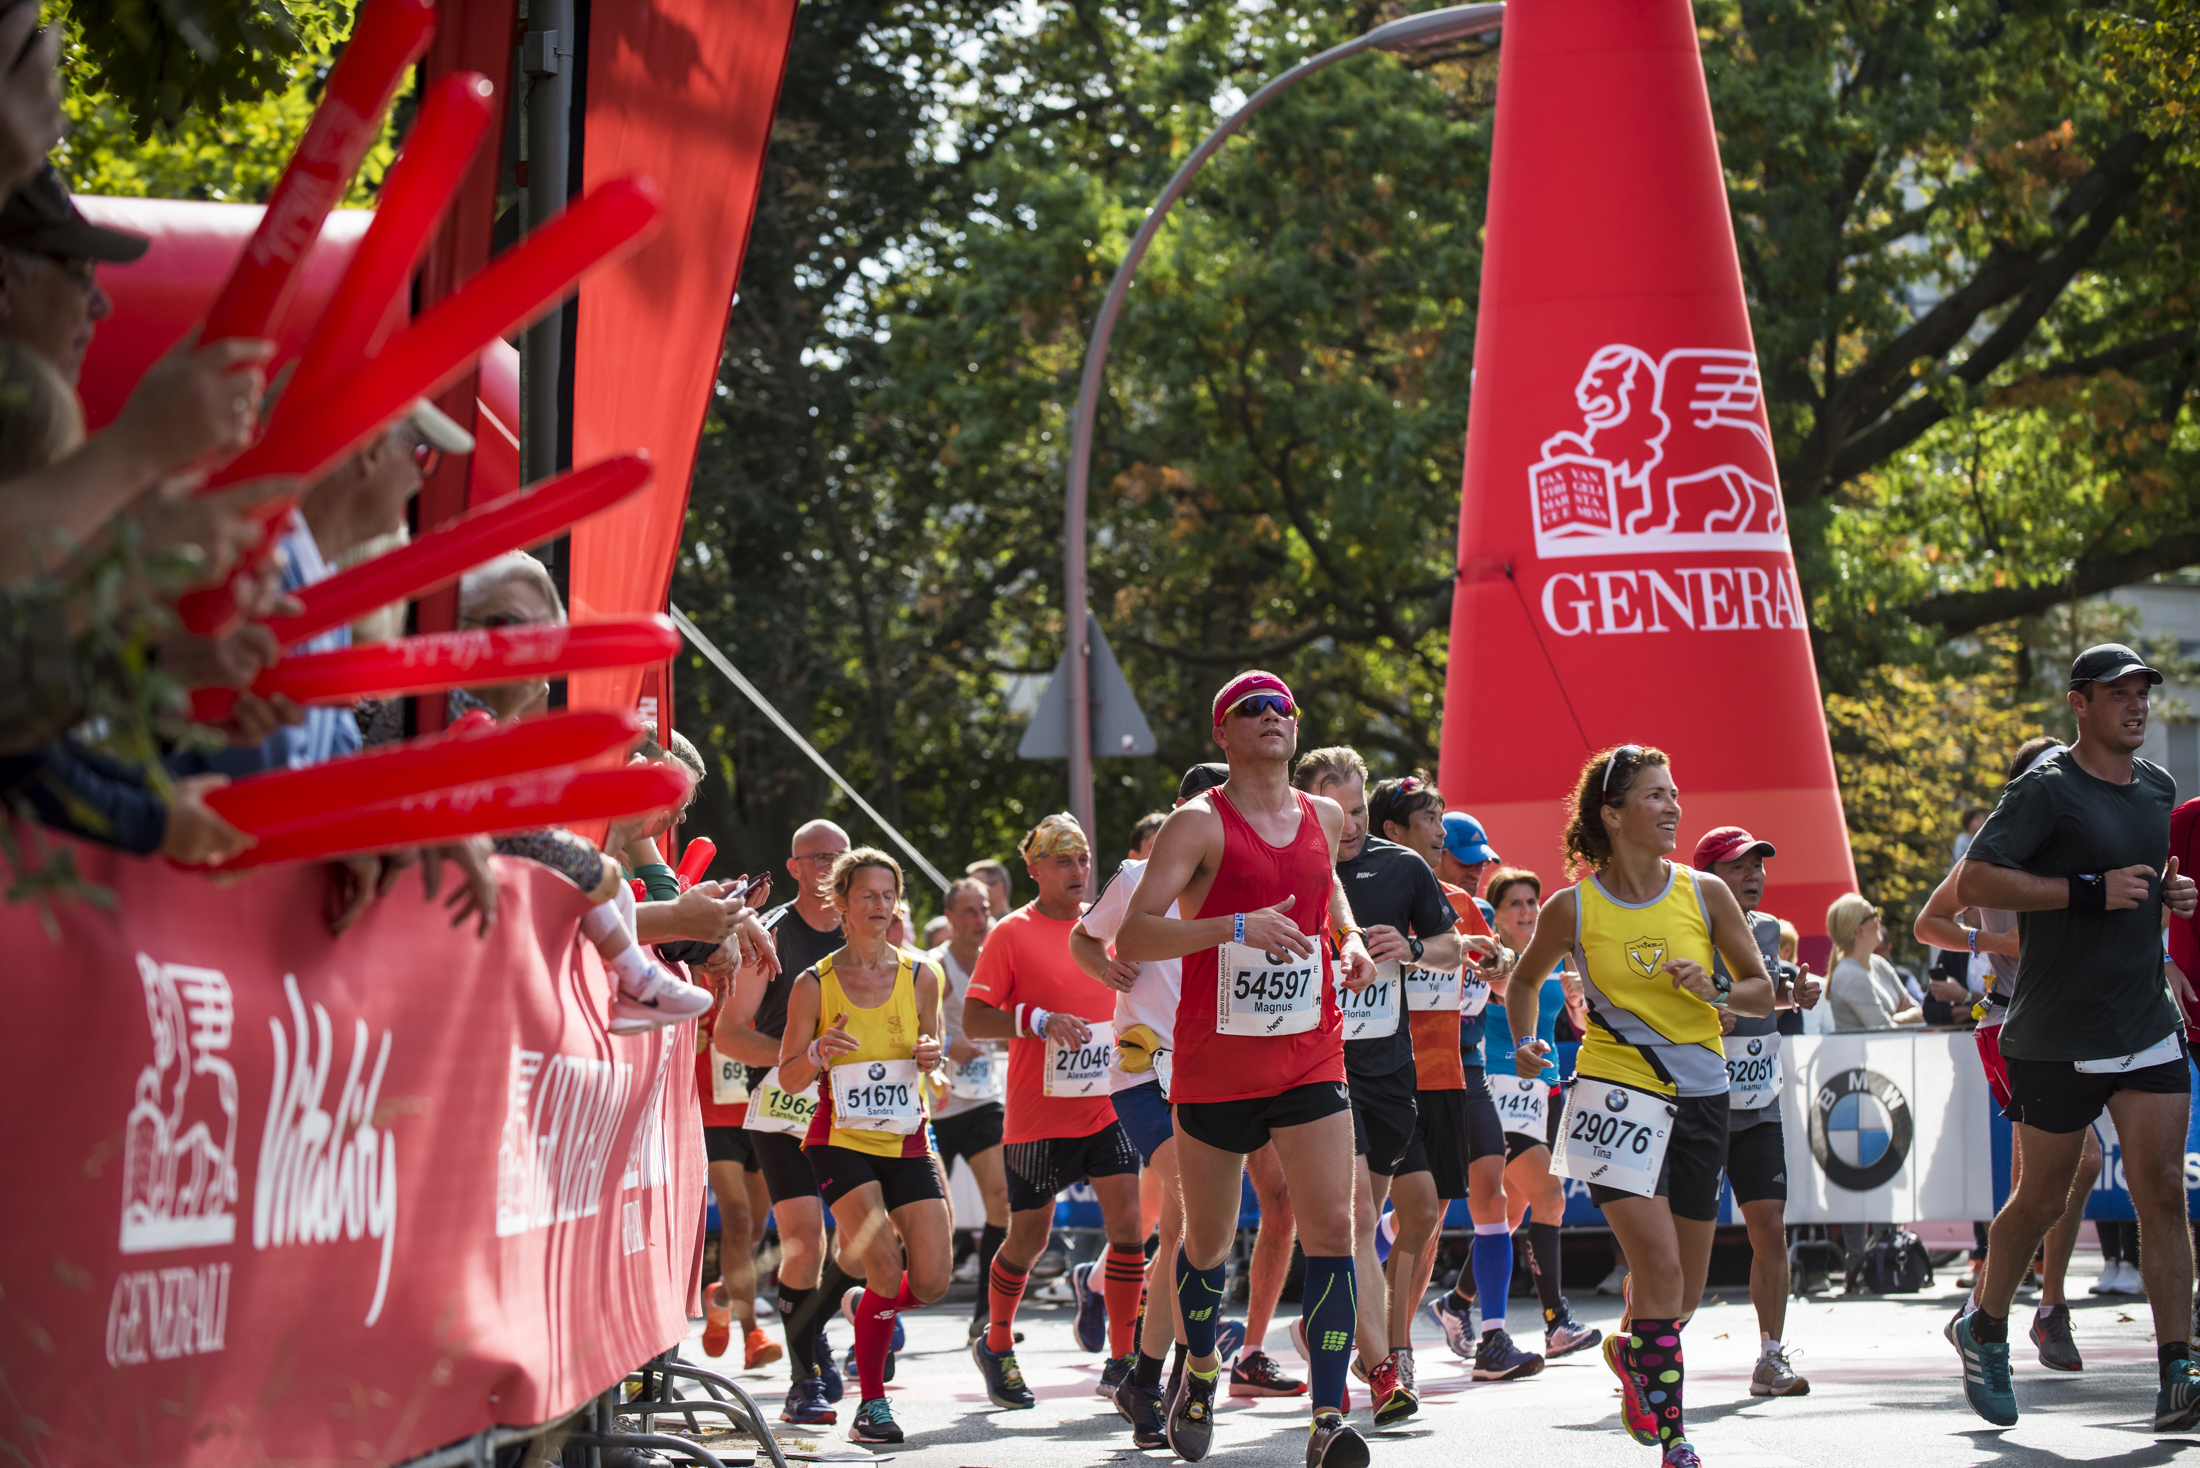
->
[1173,788,1345,1104]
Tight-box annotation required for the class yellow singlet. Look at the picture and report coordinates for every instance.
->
[1572,862,1727,1098]
[814,951,931,1156]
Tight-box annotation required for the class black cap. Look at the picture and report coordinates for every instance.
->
[0,166,148,263]
[1178,762,1229,802]
[2069,642,2162,690]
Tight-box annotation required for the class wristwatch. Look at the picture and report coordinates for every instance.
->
[1408,935,1425,964]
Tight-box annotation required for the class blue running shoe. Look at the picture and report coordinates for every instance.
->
[1071,1260,1107,1353]
[971,1334,1036,1409]
[815,1342,844,1404]
[780,1374,836,1426]
[1427,1291,1476,1361]
[2157,1357,2200,1433]
[1952,1310,2017,1427]
[893,1312,906,1353]
[1214,1319,1247,1364]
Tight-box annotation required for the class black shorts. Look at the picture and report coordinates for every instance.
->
[1585,1091,1731,1223]
[804,1143,947,1211]
[1003,1122,1140,1212]
[1177,1079,1353,1155]
[705,1125,755,1168]
[1458,1066,1509,1164]
[1724,1118,1787,1206]
[931,1103,1005,1166]
[1348,1060,1419,1176]
[1411,1089,1471,1198]
[2003,1048,2190,1134]
[749,1129,821,1203]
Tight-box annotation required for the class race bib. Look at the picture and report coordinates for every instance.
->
[712,1052,749,1107]
[2074,1031,2184,1074]
[831,1057,925,1134]
[744,1066,820,1136]
[1342,965,1400,1040]
[950,1047,1004,1101]
[1403,963,1463,1012]
[1487,1074,1548,1140]
[1045,1020,1116,1098]
[1215,943,1320,1036]
[1458,970,1492,1018]
[1552,1077,1675,1198]
[1726,1033,1783,1110]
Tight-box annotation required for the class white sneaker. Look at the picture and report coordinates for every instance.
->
[609,960,714,1033]
[2090,1261,2119,1296]
[1595,1263,1629,1297]
[2111,1259,2148,1297]
[953,1253,981,1283]
[1035,1275,1075,1303]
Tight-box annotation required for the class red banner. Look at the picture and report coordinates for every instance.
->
[0,846,704,1464]
[1437,0,1856,927]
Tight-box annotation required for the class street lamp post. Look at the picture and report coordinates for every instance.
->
[1060,4,1505,838]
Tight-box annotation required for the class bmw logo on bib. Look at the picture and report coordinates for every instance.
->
[1604,1089,1629,1113]
[867,1062,887,1081]
[1809,1067,1913,1192]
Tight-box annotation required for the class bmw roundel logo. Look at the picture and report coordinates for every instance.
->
[1746,1038,1765,1056]
[1264,948,1290,965]
[867,1062,887,1081]
[1809,1067,1913,1191]
[1604,1089,1629,1113]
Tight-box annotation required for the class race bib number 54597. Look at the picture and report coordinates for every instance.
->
[1216,943,1319,1036]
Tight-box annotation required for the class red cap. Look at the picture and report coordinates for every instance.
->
[1212,670,1295,728]
[1692,826,1776,869]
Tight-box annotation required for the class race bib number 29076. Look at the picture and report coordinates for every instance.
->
[1551,1078,1674,1198]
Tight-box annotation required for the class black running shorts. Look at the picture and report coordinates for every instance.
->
[749,1129,821,1203]
[1587,1092,1731,1223]
[1177,1079,1353,1155]
[1458,1065,1508,1164]
[2003,1048,2190,1135]
[1411,1088,1471,1198]
[931,1102,1005,1167]
[704,1125,755,1168]
[1723,1119,1787,1206]
[804,1142,947,1211]
[1003,1122,1140,1212]
[1348,1059,1419,1176]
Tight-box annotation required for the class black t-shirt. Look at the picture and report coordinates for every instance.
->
[754,901,846,1053]
[1965,747,2180,1062]
[1336,837,1458,1078]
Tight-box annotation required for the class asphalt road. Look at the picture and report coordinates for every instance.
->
[657,1259,2197,1468]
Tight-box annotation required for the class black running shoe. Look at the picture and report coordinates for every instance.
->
[1116,1377,1168,1450]
[848,1396,903,1445]
[1306,1409,1371,1468]
[1099,1352,1134,1399]
[2030,1304,2083,1373]
[971,1335,1035,1410]
[1166,1367,1219,1462]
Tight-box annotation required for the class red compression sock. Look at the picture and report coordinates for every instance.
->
[852,1275,918,1401]
[1105,1243,1148,1358]
[987,1257,1030,1354]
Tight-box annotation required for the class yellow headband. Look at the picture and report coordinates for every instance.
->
[1021,813,1090,861]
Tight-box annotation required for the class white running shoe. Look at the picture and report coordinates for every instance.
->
[1595,1263,1629,1297]
[2089,1261,2118,1296]
[2110,1259,2148,1297]
[609,960,714,1033]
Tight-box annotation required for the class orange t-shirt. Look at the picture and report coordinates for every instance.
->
[1407,884,1492,1091]
[964,903,1120,1145]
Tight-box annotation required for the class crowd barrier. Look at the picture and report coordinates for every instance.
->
[0,841,705,1466]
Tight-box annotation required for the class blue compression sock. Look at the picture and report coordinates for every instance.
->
[1473,1222,1513,1332]
[1175,1247,1228,1360]
[1302,1255,1358,1413]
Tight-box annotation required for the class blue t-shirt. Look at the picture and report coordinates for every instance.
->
[1482,973,1567,1083]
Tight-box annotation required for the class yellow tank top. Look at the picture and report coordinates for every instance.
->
[1572,863,1727,1098]
[815,951,930,1156]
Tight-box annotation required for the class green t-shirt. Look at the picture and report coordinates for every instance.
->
[1964,747,2180,1063]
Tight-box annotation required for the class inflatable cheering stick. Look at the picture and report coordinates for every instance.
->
[258,453,654,648]
[675,837,716,888]
[203,709,642,833]
[190,614,682,722]
[212,763,694,870]
[202,0,436,343]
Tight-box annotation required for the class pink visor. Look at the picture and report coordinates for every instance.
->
[1212,670,1296,727]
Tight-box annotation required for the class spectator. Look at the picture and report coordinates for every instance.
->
[0,7,64,197]
[1126,810,1165,861]
[921,914,950,949]
[1825,894,1922,1030]
[0,163,143,386]
[966,857,1010,917]
[1954,806,1989,862]
[456,551,564,720]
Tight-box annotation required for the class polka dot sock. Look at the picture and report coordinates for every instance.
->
[1625,1315,1686,1447]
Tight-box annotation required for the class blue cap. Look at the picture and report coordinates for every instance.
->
[1442,811,1498,865]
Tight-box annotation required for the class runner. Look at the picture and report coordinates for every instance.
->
[1949,646,2200,1431]
[924,877,1012,1344]
[777,849,954,1445]
[1915,743,2101,1375]
[696,940,783,1371]
[1692,826,1823,1397]
[1477,866,1602,1361]
[1506,744,1775,1468]
[1437,811,1500,904]
[713,819,853,1424]
[1072,761,1236,1447]
[962,814,1146,1411]
[1115,670,1379,1468]
[1236,1143,1311,1399]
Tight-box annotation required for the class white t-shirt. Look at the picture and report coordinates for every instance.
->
[1078,858,1181,1094]
[928,942,1003,1119]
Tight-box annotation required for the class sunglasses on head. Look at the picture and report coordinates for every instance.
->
[1227,692,1297,721]
[1601,744,1643,802]
[412,440,444,478]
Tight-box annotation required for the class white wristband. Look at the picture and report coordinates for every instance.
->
[806,1038,826,1067]
[1029,1007,1052,1038]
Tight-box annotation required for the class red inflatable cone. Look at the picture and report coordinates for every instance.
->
[1437,0,1856,937]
